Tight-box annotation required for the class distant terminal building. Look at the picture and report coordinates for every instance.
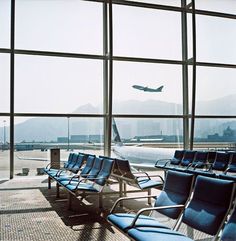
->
[57,137,68,143]
[207,126,236,142]
[57,135,104,143]
[129,135,182,143]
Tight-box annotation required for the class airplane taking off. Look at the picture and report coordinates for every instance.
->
[112,118,175,170]
[132,85,164,92]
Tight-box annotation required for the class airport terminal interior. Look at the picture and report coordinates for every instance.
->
[1,0,236,240]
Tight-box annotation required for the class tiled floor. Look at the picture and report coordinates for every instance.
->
[0,176,159,241]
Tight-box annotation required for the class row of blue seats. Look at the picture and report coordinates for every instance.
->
[43,152,236,240]
[107,170,236,241]
[44,152,115,209]
[44,152,165,202]
[155,150,236,174]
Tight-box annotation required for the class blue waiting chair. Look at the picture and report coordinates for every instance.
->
[126,176,235,241]
[55,156,103,193]
[54,154,96,197]
[107,170,194,232]
[116,159,164,204]
[155,150,185,170]
[59,158,114,209]
[45,153,82,189]
[188,151,208,169]
[225,152,236,174]
[44,152,74,176]
[173,150,196,172]
[221,206,236,241]
[209,152,231,172]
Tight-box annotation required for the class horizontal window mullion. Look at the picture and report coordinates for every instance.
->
[195,61,236,69]
[14,49,106,60]
[112,114,186,118]
[194,9,236,20]
[195,115,236,119]
[13,113,105,118]
[113,56,183,65]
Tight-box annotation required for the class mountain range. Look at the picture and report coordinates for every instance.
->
[1,94,236,142]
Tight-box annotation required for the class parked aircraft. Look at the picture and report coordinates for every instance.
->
[132,85,164,92]
[112,118,175,170]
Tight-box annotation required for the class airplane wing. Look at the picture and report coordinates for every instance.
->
[16,154,49,162]
[130,162,157,171]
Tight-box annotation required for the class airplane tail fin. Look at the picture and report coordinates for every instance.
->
[157,85,164,92]
[112,118,123,146]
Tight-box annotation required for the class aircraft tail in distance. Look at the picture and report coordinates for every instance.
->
[112,118,123,146]
[157,85,164,92]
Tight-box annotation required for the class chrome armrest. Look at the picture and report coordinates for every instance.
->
[129,204,185,228]
[110,195,157,214]
[155,159,171,166]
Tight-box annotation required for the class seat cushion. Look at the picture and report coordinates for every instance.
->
[107,213,169,231]
[138,179,163,190]
[54,175,77,182]
[128,227,193,241]
[64,182,98,192]
[221,210,236,241]
[45,169,59,176]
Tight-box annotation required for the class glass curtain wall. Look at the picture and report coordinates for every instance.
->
[193,1,236,149]
[1,0,236,178]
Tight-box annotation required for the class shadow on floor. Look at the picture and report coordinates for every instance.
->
[39,184,151,229]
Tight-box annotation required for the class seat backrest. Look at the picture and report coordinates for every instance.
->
[219,174,236,201]
[227,152,236,172]
[212,152,230,171]
[112,159,123,176]
[64,153,74,168]
[192,151,208,166]
[207,151,217,164]
[187,169,216,179]
[154,170,194,219]
[221,207,236,241]
[67,153,79,169]
[181,150,196,166]
[87,157,103,177]
[80,154,96,175]
[70,153,86,173]
[95,158,114,186]
[170,150,185,165]
[117,159,135,179]
[182,175,234,236]
[219,174,236,182]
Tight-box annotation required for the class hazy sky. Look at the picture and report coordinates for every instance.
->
[0,0,236,115]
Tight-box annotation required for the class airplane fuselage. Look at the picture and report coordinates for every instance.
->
[112,145,175,170]
[132,85,164,92]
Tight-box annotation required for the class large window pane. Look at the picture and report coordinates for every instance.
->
[0,0,10,48]
[0,54,10,112]
[14,117,104,176]
[111,118,183,163]
[113,61,183,115]
[113,5,182,60]
[194,118,236,150]
[125,0,180,6]
[195,67,236,115]
[0,117,10,179]
[15,55,103,114]
[196,0,236,15]
[15,0,103,54]
[196,15,236,64]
